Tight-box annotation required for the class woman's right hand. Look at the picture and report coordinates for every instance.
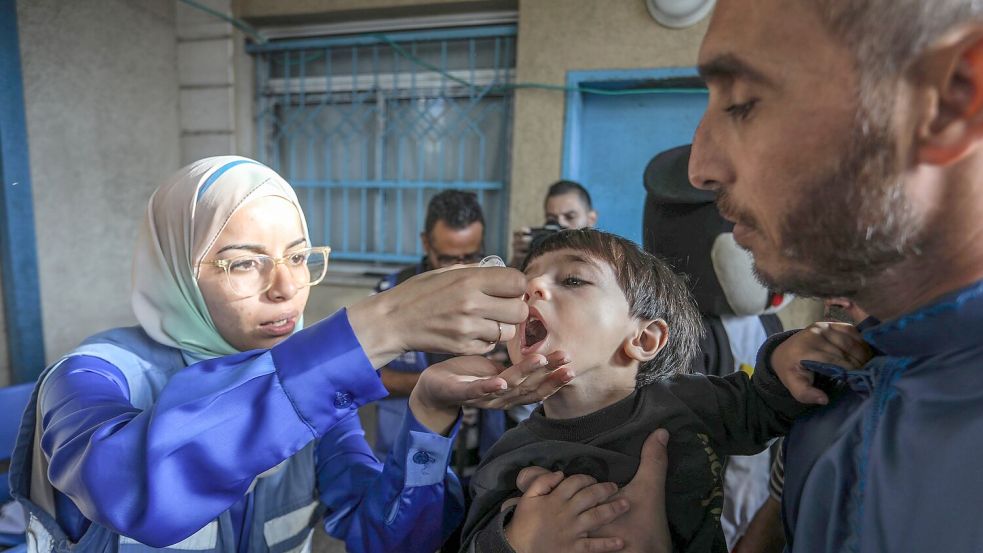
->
[349,266,528,367]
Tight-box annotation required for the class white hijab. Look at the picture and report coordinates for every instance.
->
[132,156,309,359]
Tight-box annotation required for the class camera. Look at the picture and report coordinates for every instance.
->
[527,223,566,250]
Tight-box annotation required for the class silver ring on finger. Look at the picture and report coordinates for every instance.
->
[491,322,503,345]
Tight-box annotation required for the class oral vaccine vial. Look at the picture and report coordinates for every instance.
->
[478,255,506,268]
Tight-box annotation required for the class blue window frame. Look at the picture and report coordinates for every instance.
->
[0,0,45,383]
[249,26,516,264]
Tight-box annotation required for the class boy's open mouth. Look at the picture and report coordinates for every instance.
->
[522,314,548,350]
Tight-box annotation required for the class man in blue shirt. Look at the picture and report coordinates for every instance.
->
[690,1,983,551]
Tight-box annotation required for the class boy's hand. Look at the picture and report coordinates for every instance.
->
[589,430,672,553]
[772,322,873,405]
[504,471,629,553]
[409,352,573,434]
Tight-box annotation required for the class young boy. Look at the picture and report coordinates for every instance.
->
[460,229,863,553]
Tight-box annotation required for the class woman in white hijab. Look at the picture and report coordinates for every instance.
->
[9,157,573,553]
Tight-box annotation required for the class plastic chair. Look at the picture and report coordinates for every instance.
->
[0,383,34,548]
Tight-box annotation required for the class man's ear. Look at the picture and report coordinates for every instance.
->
[420,232,430,254]
[587,210,598,228]
[917,28,983,166]
[624,319,669,363]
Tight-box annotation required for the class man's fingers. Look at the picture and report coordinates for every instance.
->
[516,466,552,493]
[574,537,626,553]
[633,429,670,486]
[500,496,521,513]
[522,470,566,498]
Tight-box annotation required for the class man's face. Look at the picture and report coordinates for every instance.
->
[545,193,597,229]
[690,0,924,299]
[422,219,484,269]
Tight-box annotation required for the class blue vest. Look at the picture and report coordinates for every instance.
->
[10,327,321,553]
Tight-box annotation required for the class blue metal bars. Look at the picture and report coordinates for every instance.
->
[250,26,516,263]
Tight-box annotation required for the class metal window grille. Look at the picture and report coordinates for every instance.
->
[250,26,516,264]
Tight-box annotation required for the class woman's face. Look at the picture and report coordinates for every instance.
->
[197,196,311,351]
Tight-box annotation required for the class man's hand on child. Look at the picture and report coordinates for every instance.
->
[505,430,672,553]
[588,430,672,553]
[410,352,573,433]
[772,322,873,405]
[504,471,630,553]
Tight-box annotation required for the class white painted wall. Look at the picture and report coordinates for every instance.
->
[17,0,182,363]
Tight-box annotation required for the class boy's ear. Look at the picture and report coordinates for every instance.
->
[587,210,598,228]
[624,318,669,363]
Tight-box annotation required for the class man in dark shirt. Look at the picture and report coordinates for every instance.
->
[374,189,488,459]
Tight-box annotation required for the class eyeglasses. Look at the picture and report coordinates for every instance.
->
[201,247,331,297]
[433,251,486,267]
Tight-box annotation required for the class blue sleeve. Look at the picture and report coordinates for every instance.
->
[384,352,429,374]
[317,409,464,553]
[38,310,388,548]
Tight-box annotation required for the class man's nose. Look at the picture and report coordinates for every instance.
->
[689,118,727,192]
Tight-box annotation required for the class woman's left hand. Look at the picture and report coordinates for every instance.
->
[408,352,572,434]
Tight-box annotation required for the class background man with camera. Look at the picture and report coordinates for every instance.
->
[510,180,598,268]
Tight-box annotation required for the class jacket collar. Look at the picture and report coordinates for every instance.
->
[862,278,983,357]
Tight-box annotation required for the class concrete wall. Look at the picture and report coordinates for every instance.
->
[507,0,708,231]
[17,0,182,363]
[177,0,250,164]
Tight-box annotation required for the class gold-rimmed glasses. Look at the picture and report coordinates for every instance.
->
[201,246,331,297]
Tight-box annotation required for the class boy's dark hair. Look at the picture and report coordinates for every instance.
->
[524,228,703,386]
[545,180,593,210]
[425,190,485,236]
